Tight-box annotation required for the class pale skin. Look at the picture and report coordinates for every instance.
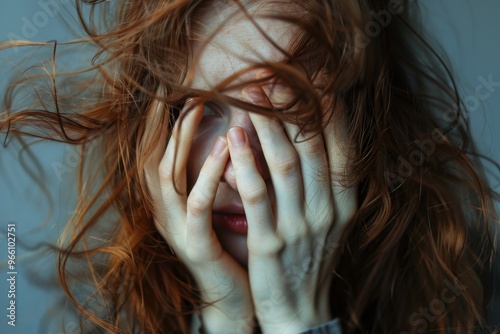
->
[144,2,358,333]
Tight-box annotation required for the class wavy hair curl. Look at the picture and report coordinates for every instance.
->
[1,0,498,333]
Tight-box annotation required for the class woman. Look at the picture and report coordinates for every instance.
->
[1,0,498,333]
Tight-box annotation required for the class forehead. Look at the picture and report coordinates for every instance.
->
[188,1,302,90]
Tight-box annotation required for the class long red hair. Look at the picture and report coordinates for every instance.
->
[1,0,498,333]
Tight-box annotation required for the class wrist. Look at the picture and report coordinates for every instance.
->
[199,307,256,334]
[259,320,308,334]
[258,306,332,334]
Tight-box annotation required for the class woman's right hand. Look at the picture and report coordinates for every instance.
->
[144,98,255,334]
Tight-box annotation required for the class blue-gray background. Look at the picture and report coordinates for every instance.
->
[0,1,499,333]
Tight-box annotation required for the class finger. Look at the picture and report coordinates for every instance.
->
[166,99,204,185]
[242,86,305,234]
[322,101,358,234]
[144,91,169,195]
[184,137,252,311]
[226,126,277,246]
[185,136,230,263]
[157,99,204,234]
[254,73,333,232]
[258,72,334,232]
[283,121,334,231]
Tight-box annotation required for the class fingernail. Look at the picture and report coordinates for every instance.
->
[228,127,247,148]
[211,136,227,157]
[242,86,264,104]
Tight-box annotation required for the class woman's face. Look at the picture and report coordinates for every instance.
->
[185,1,337,266]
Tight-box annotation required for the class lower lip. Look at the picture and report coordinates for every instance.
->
[213,214,248,234]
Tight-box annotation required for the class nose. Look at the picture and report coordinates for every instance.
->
[221,111,271,191]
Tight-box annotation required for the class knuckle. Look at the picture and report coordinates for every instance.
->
[187,189,210,217]
[273,152,299,177]
[240,182,267,205]
[235,153,256,167]
[185,246,205,263]
[269,84,294,106]
[186,240,223,264]
[260,119,285,140]
[197,171,219,188]
[248,236,284,256]
[284,223,309,240]
[158,159,173,184]
[303,139,325,156]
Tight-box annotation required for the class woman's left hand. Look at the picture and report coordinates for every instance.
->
[228,77,358,334]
